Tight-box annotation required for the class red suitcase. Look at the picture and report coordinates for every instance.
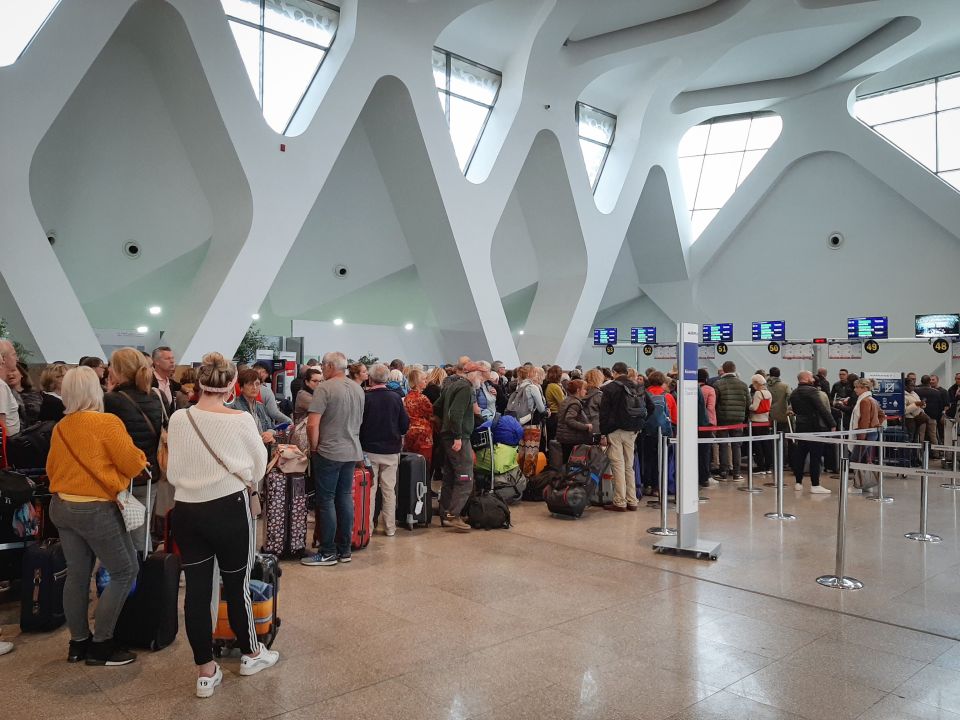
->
[351,463,372,550]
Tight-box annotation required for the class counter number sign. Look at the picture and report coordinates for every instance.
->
[933,338,950,354]
[767,341,780,355]
[864,339,880,354]
[605,344,615,355]
[642,344,653,356]
[716,342,728,355]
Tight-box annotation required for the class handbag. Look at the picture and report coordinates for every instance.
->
[54,426,147,532]
[290,417,310,456]
[185,408,262,519]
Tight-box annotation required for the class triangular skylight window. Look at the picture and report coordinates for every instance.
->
[678,113,782,241]
[855,72,960,192]
[1,1,60,67]
[222,0,339,134]
[576,102,616,192]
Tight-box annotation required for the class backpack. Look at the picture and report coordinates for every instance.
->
[505,387,533,425]
[617,381,647,431]
[564,444,610,492]
[644,392,673,438]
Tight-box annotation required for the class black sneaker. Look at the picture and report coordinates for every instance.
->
[85,640,137,667]
[68,636,91,663]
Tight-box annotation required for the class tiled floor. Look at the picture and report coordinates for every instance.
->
[2,472,959,720]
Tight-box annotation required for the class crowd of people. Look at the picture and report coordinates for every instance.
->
[0,335,955,690]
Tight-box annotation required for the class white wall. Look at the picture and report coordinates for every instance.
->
[292,319,444,366]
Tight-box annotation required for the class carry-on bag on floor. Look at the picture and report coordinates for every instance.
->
[523,469,560,501]
[545,481,590,518]
[261,468,308,558]
[352,462,373,550]
[213,553,280,655]
[112,550,180,650]
[492,466,527,505]
[396,452,431,530]
[19,539,66,632]
[565,444,611,506]
[464,426,511,529]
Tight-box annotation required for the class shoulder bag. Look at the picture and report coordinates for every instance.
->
[185,408,262,518]
[119,390,168,474]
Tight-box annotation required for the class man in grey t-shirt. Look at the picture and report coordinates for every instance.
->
[302,352,365,567]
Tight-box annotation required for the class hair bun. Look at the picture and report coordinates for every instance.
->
[198,352,236,391]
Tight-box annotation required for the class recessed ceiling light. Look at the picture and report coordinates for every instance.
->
[404,322,414,331]
[333,318,343,326]
[518,330,525,335]
[136,326,148,334]
[148,306,162,315]
[251,313,260,321]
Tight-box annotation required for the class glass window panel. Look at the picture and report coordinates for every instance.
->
[437,90,448,114]
[579,140,608,189]
[938,75,960,111]
[678,124,710,157]
[745,115,782,150]
[678,156,704,209]
[449,56,500,105]
[695,153,742,210]
[264,0,338,47]
[262,33,325,133]
[737,150,765,187]
[855,82,936,125]
[691,209,719,239]
[448,96,490,170]
[705,118,750,154]
[228,20,262,102]
[432,50,447,90]
[221,0,261,23]
[938,108,960,171]
[875,114,936,171]
[941,170,960,191]
[578,105,615,144]
[0,0,60,66]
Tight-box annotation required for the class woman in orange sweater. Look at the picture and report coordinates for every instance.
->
[47,367,147,667]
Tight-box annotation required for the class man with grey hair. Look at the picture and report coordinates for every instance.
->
[359,364,409,537]
[788,370,835,494]
[302,351,366,566]
[0,339,22,438]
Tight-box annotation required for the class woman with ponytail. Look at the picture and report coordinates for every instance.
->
[103,346,164,552]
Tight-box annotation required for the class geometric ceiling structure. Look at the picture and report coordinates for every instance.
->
[0,1,60,67]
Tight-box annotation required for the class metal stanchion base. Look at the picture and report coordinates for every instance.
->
[867,495,894,503]
[646,526,677,536]
[653,536,721,560]
[737,487,763,494]
[905,532,943,543]
[816,574,864,590]
[764,512,797,520]
[940,483,960,490]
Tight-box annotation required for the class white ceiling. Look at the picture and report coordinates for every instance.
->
[567,0,718,42]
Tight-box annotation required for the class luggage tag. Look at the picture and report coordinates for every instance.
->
[415,480,426,515]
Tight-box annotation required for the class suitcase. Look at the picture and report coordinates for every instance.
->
[545,481,590,518]
[112,550,181,650]
[882,427,913,467]
[213,553,280,654]
[522,469,559,501]
[19,539,67,632]
[262,468,308,558]
[464,426,511,529]
[396,452,431,530]
[351,463,372,550]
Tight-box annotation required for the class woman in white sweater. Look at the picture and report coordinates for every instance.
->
[166,352,277,698]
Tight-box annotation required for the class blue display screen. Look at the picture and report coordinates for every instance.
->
[752,320,785,342]
[630,327,656,344]
[702,323,733,343]
[593,328,617,346]
[847,316,888,339]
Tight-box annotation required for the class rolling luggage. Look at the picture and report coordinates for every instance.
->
[396,452,431,530]
[112,550,180,650]
[19,539,66,632]
[351,462,373,550]
[523,469,559,501]
[882,427,913,468]
[261,468,308,558]
[213,553,280,655]
[464,426,510,529]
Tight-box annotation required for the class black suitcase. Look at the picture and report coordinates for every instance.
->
[463,428,510,529]
[523,469,560,501]
[20,539,67,632]
[882,427,913,467]
[545,480,590,518]
[113,551,181,650]
[397,452,431,530]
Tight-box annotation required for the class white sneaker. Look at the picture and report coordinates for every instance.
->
[795,483,803,492]
[847,487,862,494]
[385,529,396,537]
[0,641,13,656]
[196,664,222,698]
[239,648,280,676]
[810,485,832,494]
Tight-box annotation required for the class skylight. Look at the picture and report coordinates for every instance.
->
[576,102,617,192]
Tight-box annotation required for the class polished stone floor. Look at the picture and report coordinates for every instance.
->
[2,471,960,720]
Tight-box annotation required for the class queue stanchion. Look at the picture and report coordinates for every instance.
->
[647,432,676,536]
[941,426,960,490]
[739,421,762,494]
[870,429,893,503]
[763,421,777,487]
[647,427,663,509]
[905,441,942,543]
[816,457,863,590]
[765,432,796,521]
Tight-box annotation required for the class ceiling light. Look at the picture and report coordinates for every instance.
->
[148,306,162,316]
[518,330,525,336]
[404,323,414,331]
[251,313,260,321]
[333,318,343,326]
[136,326,148,334]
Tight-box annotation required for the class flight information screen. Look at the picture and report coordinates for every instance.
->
[702,323,733,343]
[847,316,888,339]
[593,327,617,346]
[630,327,656,344]
[752,320,785,342]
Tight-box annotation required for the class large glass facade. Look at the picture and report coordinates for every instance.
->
[576,102,617,191]
[222,0,339,134]
[855,72,960,192]
[0,1,60,67]
[678,113,782,240]
[432,48,502,172]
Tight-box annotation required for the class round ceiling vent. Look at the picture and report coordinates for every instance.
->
[826,232,844,250]
[123,241,141,258]
[333,264,348,279]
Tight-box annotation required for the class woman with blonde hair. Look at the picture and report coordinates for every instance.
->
[47,367,147,666]
[404,368,434,472]
[103,347,164,553]
[38,363,69,422]
[166,352,276,698]
[582,369,605,438]
[423,367,446,404]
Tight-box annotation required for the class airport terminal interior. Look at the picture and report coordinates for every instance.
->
[3,0,960,718]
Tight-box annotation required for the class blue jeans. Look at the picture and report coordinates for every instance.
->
[313,454,355,557]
